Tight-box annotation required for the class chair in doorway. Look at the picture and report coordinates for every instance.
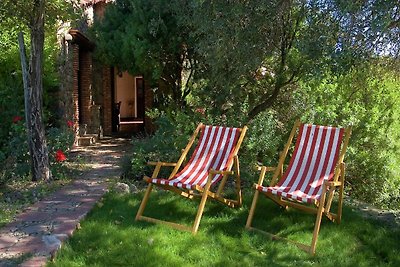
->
[112,101,121,132]
[135,123,248,234]
[245,120,351,255]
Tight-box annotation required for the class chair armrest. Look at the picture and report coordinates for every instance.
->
[147,161,177,167]
[209,169,234,175]
[324,181,342,187]
[146,161,178,180]
[254,166,276,185]
[254,165,276,172]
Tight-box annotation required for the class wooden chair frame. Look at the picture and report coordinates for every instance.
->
[245,120,352,255]
[136,123,248,234]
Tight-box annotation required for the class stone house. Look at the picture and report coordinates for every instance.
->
[58,0,153,144]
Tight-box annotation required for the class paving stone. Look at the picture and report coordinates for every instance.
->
[0,234,18,250]
[17,212,51,223]
[19,256,48,267]
[50,223,77,237]
[1,236,41,257]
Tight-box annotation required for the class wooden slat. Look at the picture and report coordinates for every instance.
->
[158,184,195,199]
[147,161,177,167]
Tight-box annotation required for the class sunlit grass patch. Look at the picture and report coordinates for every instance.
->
[49,190,400,267]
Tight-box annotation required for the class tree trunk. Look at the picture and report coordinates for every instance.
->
[18,32,36,180]
[18,33,31,131]
[18,0,51,181]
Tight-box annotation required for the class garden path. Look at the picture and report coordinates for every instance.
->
[0,137,131,267]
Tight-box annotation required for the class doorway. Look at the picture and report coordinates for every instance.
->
[113,70,145,133]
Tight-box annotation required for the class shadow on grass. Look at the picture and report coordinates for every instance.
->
[50,190,400,267]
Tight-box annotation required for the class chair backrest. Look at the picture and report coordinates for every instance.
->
[171,125,242,188]
[276,123,345,202]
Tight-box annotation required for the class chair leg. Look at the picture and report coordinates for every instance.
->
[246,190,260,229]
[234,156,242,206]
[135,184,153,220]
[336,183,344,224]
[192,180,212,234]
[336,165,346,224]
[310,192,327,255]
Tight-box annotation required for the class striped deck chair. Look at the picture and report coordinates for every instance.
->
[136,123,248,233]
[246,120,351,255]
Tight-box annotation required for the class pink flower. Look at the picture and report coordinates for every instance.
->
[12,116,23,123]
[55,150,67,162]
[67,120,74,128]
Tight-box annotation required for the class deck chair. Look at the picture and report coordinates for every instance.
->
[136,123,248,233]
[245,120,351,255]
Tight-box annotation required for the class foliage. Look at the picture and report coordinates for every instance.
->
[0,122,74,185]
[298,62,400,208]
[112,1,400,209]
[94,0,400,121]
[93,0,196,107]
[0,0,79,182]
[129,109,205,179]
[127,107,289,188]
[46,126,75,180]
[49,191,400,266]
[0,120,30,185]
[0,0,80,30]
[327,0,400,58]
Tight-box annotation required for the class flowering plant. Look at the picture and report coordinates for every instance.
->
[55,150,67,162]
[12,116,23,123]
[66,120,74,128]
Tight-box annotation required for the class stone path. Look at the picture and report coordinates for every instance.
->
[0,137,131,267]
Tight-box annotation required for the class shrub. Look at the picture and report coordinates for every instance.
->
[127,108,287,186]
[128,109,203,180]
[46,125,75,180]
[0,122,75,184]
[0,118,30,185]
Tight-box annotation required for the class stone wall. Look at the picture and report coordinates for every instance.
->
[78,50,93,129]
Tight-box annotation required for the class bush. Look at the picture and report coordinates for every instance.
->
[127,107,288,187]
[128,109,204,180]
[0,118,30,185]
[46,125,75,180]
[298,66,400,209]
[0,121,75,184]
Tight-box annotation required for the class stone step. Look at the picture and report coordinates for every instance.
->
[77,134,98,146]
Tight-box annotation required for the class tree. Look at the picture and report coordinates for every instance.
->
[93,0,196,108]
[18,0,52,181]
[0,0,77,181]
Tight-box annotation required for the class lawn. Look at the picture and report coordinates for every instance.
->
[49,189,400,267]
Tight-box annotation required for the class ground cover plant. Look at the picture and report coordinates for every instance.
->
[49,190,400,267]
[0,150,87,228]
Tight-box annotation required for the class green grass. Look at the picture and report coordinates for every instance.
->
[49,190,400,267]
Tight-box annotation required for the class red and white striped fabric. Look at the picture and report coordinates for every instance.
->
[150,125,241,189]
[256,123,345,204]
